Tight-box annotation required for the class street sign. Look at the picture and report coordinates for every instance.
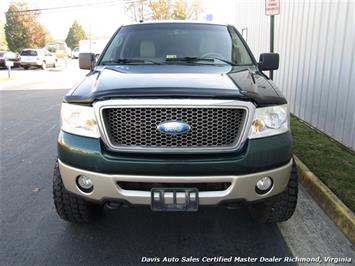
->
[206,14,213,21]
[265,0,280,16]
[5,60,14,67]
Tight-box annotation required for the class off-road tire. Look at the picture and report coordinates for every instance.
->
[248,160,298,223]
[53,161,103,223]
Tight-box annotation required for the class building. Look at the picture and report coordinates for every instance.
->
[233,0,354,150]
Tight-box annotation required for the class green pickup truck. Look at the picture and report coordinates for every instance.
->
[53,22,298,223]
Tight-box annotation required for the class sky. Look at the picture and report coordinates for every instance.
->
[0,0,238,40]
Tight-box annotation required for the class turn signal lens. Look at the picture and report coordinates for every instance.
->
[251,119,266,133]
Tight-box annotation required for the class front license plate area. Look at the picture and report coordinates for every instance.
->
[151,188,199,212]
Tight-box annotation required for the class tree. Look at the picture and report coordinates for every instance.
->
[123,0,150,22]
[123,0,204,22]
[188,0,203,20]
[5,2,47,52]
[171,0,188,20]
[65,21,87,49]
[0,22,8,50]
[45,30,54,45]
[149,0,171,20]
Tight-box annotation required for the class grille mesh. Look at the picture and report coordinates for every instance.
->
[102,107,246,149]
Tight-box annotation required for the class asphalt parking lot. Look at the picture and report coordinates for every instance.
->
[0,65,353,265]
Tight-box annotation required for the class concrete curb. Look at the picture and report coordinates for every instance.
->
[294,155,355,244]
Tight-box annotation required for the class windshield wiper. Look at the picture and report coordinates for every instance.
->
[207,57,238,66]
[101,58,162,65]
[166,57,214,64]
[165,56,237,66]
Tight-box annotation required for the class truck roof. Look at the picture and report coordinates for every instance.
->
[123,20,229,27]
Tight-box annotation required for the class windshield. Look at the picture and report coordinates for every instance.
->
[21,50,38,56]
[100,23,254,66]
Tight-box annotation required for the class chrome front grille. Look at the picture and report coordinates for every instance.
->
[95,99,253,153]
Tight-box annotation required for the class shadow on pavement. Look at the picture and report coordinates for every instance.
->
[44,207,293,265]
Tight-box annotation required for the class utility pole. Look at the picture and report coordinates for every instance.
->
[89,23,92,54]
[141,0,144,21]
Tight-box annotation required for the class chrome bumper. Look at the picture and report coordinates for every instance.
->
[58,159,293,205]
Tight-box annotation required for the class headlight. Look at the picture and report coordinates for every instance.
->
[61,103,100,138]
[248,104,289,139]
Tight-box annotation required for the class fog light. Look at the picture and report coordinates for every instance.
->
[76,175,93,192]
[256,176,273,194]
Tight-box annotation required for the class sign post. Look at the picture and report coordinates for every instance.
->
[265,0,280,80]
[5,60,14,79]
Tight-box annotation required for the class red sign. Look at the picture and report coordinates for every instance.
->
[265,0,280,16]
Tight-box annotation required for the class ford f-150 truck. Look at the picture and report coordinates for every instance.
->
[53,22,298,223]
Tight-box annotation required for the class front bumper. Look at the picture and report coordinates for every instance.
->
[20,61,41,67]
[58,158,292,205]
[58,130,293,205]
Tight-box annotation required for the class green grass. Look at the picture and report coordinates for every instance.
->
[291,115,355,212]
[0,77,16,82]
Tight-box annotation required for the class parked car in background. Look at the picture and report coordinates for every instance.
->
[20,49,58,70]
[0,51,20,68]
[71,47,79,59]
[45,42,71,59]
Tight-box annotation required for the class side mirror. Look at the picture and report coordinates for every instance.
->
[79,53,96,70]
[258,53,279,71]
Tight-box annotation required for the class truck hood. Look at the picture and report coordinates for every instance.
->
[65,65,286,106]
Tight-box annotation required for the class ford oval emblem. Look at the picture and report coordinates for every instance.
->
[157,121,190,135]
